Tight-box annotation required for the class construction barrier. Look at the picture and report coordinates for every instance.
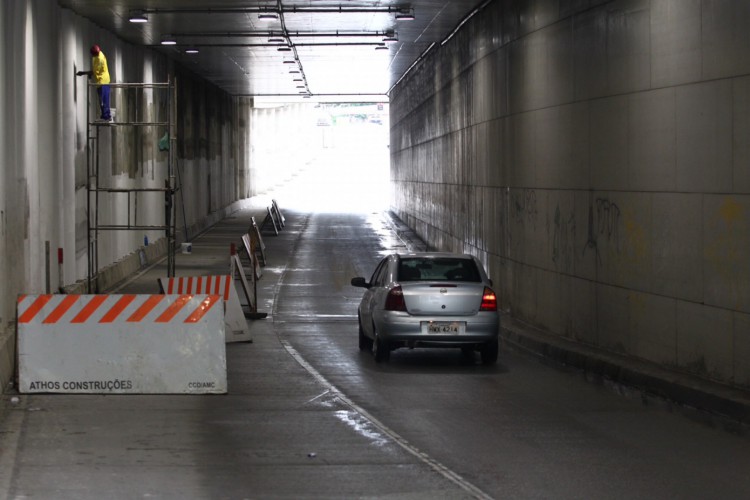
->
[250,217,266,265]
[272,199,285,228]
[16,294,227,394]
[231,240,268,320]
[242,233,263,280]
[260,205,280,235]
[259,200,285,235]
[158,275,253,343]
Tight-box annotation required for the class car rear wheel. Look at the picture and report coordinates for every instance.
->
[358,315,373,351]
[480,339,498,365]
[372,325,390,363]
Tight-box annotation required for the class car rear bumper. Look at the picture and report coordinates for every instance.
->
[373,310,499,344]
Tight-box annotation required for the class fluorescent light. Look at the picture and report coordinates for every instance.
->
[375,44,389,50]
[129,10,148,23]
[258,12,279,21]
[161,35,177,45]
[383,31,399,43]
[395,8,415,21]
[277,46,292,52]
[185,48,199,54]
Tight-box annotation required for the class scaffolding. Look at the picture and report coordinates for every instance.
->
[86,80,177,292]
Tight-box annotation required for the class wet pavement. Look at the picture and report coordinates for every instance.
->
[0,204,482,499]
[2,202,750,499]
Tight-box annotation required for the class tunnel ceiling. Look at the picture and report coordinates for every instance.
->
[59,0,483,101]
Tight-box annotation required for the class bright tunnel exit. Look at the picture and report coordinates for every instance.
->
[250,102,391,214]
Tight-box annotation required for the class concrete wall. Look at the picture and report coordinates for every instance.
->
[0,1,303,392]
[390,0,750,389]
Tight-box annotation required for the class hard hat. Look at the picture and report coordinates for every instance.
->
[90,44,101,56]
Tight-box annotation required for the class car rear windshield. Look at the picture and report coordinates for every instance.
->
[398,257,481,282]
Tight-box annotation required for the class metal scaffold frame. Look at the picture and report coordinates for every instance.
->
[86,80,177,292]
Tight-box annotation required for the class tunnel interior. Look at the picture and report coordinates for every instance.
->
[1,0,749,394]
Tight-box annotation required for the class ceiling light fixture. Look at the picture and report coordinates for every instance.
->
[161,35,177,45]
[395,7,415,21]
[128,9,148,23]
[185,47,199,54]
[133,6,413,18]
[283,59,296,64]
[277,46,292,52]
[375,44,389,50]
[383,31,399,43]
[268,36,285,44]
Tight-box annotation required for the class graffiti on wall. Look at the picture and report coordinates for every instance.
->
[552,205,576,272]
[596,198,621,246]
[582,197,622,265]
[513,189,538,227]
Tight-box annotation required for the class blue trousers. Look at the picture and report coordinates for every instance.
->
[97,85,111,120]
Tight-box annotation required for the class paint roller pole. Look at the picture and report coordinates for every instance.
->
[165,178,174,277]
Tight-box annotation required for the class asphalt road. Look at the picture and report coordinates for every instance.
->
[270,211,750,499]
[1,207,750,499]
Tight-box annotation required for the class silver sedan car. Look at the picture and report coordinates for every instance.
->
[351,252,500,364]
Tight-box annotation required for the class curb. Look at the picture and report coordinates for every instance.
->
[501,318,750,432]
[382,209,750,432]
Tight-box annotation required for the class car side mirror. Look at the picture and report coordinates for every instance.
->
[350,277,370,288]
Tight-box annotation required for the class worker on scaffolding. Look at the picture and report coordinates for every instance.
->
[77,44,111,122]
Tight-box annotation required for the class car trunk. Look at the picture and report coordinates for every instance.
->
[400,282,484,316]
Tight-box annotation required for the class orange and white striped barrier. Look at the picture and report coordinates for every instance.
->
[16,294,227,394]
[242,233,263,280]
[158,275,252,343]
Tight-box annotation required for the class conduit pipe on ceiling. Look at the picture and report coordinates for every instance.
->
[387,0,492,95]
[137,6,415,17]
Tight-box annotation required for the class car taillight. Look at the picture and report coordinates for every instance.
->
[385,286,407,311]
[480,287,497,311]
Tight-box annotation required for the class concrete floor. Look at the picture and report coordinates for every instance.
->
[2,206,750,499]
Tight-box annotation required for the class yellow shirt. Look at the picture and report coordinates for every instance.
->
[92,52,110,85]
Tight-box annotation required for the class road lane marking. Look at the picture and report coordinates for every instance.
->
[280,339,494,500]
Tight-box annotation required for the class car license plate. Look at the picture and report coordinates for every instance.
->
[422,321,465,334]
